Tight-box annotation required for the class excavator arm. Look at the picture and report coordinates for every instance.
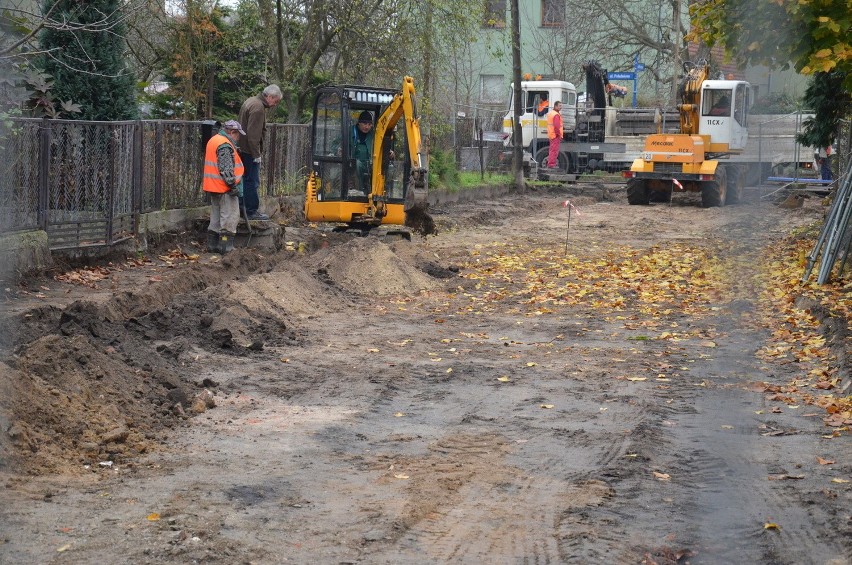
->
[677,61,709,135]
[369,76,432,233]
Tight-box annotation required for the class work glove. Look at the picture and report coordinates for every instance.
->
[254,157,262,164]
[228,179,244,198]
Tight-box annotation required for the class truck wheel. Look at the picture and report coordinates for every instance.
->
[534,147,571,172]
[724,165,745,204]
[627,178,650,205]
[701,166,727,207]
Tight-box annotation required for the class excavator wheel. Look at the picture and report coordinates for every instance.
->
[627,178,650,205]
[724,165,745,205]
[649,187,672,203]
[701,166,727,208]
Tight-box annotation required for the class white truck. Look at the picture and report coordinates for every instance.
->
[501,62,626,175]
[501,79,578,151]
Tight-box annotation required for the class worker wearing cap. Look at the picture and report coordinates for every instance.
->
[351,110,375,195]
[203,120,245,254]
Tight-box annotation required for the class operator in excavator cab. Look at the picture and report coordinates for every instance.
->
[351,111,375,195]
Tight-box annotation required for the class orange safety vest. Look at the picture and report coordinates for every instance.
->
[203,133,244,193]
[537,100,549,116]
[546,109,562,140]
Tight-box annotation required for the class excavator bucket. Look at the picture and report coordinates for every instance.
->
[403,168,435,236]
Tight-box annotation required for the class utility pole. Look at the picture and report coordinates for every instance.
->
[671,0,682,105]
[511,0,524,191]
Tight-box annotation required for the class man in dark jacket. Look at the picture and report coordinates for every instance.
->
[238,84,282,221]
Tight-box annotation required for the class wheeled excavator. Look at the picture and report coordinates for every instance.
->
[304,76,435,236]
[624,60,752,207]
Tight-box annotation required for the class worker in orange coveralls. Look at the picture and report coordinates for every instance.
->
[546,101,563,169]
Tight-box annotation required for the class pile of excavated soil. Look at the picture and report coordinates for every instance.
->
[307,237,444,296]
[0,235,456,475]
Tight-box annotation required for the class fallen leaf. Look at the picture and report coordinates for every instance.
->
[446,368,453,373]
[147,513,160,521]
[526,362,537,367]
[721,425,734,430]
[816,457,834,465]
[701,341,717,348]
[627,376,647,382]
[497,376,511,382]
[394,473,410,480]
[768,474,805,480]
[763,523,781,531]
[540,404,555,409]
[57,544,72,552]
[831,478,849,484]
[367,348,380,353]
[653,471,670,481]
[394,412,405,417]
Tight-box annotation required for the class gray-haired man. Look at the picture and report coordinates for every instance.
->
[238,85,282,221]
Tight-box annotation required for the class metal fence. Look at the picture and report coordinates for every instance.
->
[0,118,311,249]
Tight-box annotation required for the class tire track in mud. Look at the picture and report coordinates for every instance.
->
[338,299,667,563]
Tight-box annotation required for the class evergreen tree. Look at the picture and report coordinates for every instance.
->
[38,0,138,120]
[796,72,850,149]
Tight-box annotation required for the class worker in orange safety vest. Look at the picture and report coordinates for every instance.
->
[536,95,549,117]
[545,101,563,169]
[203,120,245,254]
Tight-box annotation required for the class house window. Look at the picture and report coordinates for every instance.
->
[484,0,506,28]
[542,0,564,27]
[481,74,505,104]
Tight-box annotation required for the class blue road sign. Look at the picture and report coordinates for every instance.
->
[635,63,645,71]
[607,72,636,81]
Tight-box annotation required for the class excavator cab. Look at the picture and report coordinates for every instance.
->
[305,79,432,235]
[699,80,751,153]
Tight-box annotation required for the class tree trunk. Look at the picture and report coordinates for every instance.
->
[511,0,524,192]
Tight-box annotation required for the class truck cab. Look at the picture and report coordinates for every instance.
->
[502,80,577,151]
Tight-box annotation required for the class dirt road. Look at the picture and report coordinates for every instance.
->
[1,186,850,564]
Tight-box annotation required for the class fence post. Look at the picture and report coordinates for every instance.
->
[267,126,278,196]
[133,120,143,232]
[154,121,163,209]
[38,117,50,231]
[106,126,116,245]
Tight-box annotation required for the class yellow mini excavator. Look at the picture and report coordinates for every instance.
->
[304,76,434,236]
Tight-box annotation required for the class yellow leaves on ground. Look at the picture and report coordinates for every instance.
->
[763,522,781,531]
[146,513,160,521]
[756,236,851,424]
[455,242,725,318]
[653,471,670,481]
